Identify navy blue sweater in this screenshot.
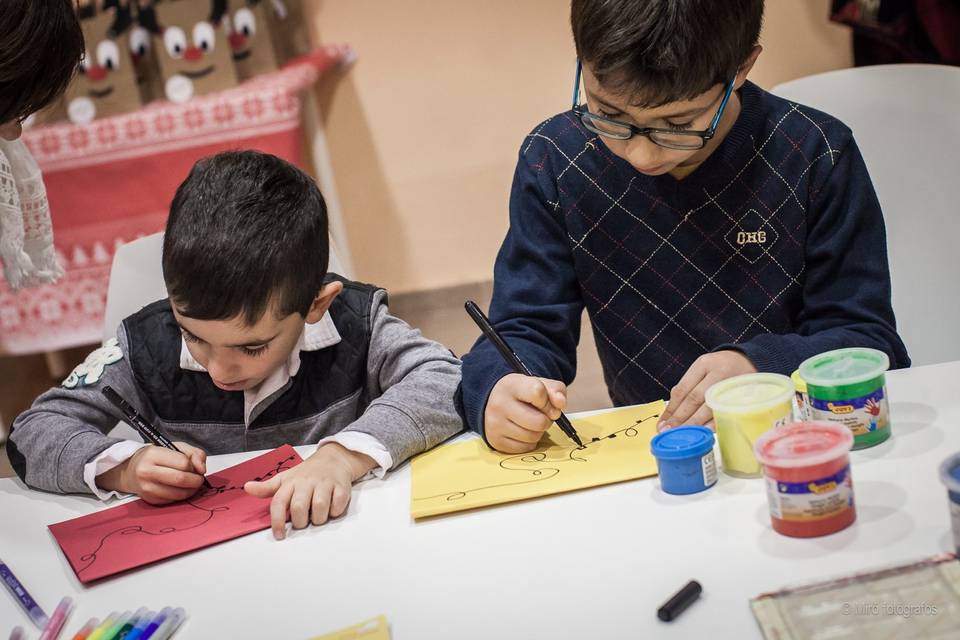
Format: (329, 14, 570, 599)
(460, 81, 909, 434)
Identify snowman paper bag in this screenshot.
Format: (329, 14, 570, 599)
(148, 0, 238, 103)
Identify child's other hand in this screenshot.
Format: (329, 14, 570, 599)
(658, 351, 757, 431)
(97, 441, 207, 505)
(484, 373, 567, 454)
(244, 443, 376, 540)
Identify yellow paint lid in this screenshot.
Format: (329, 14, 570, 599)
(705, 372, 795, 415)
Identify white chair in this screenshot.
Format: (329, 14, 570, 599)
(102, 232, 351, 343)
(773, 64, 960, 367)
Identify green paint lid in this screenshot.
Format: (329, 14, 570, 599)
(798, 348, 889, 389)
(704, 372, 795, 414)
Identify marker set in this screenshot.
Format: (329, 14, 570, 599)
(3, 555, 185, 640)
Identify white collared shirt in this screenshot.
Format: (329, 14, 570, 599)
(83, 312, 392, 500)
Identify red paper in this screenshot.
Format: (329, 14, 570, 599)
(49, 445, 302, 583)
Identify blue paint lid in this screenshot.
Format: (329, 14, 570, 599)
(651, 425, 715, 460)
(939, 452, 960, 494)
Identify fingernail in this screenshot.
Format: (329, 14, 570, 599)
(657, 420, 667, 432)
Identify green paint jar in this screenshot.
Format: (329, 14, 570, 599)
(798, 348, 891, 450)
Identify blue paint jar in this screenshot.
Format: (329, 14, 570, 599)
(938, 452, 960, 553)
(651, 426, 719, 495)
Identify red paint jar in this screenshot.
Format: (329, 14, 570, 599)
(753, 422, 856, 538)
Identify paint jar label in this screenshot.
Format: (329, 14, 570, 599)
(701, 451, 718, 487)
(793, 392, 810, 422)
(809, 387, 888, 436)
(765, 465, 853, 522)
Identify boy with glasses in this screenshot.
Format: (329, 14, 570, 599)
(460, 0, 909, 453)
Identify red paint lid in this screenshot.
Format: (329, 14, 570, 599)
(754, 422, 853, 468)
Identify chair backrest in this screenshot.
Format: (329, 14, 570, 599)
(103, 232, 351, 342)
(773, 64, 960, 367)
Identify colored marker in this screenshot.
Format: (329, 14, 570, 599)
(102, 607, 147, 640)
(111, 607, 148, 640)
(146, 608, 185, 640)
(102, 386, 211, 488)
(137, 608, 170, 640)
(99, 611, 133, 640)
(87, 612, 119, 640)
(0, 557, 49, 628)
(124, 611, 155, 640)
(464, 300, 584, 447)
(71, 618, 100, 640)
(657, 579, 703, 621)
(99, 611, 132, 640)
(39, 597, 73, 640)
(10, 627, 25, 640)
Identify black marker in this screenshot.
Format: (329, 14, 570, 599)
(657, 580, 702, 622)
(101, 385, 212, 489)
(464, 300, 583, 448)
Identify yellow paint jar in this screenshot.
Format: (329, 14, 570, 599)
(705, 373, 795, 478)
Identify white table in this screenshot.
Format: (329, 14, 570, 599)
(2, 361, 959, 638)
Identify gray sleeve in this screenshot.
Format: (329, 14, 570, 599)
(7, 326, 155, 495)
(343, 291, 464, 467)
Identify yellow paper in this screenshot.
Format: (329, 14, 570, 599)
(309, 616, 390, 640)
(411, 401, 665, 518)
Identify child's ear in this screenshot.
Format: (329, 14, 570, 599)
(304, 281, 343, 324)
(735, 45, 763, 89)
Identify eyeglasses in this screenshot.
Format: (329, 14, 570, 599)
(571, 60, 735, 151)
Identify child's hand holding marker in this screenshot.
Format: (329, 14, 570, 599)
(96, 442, 208, 505)
(484, 373, 569, 453)
(657, 351, 757, 432)
(244, 442, 377, 540)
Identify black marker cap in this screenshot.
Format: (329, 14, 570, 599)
(657, 580, 702, 622)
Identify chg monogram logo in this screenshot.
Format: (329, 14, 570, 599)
(736, 230, 767, 245)
(725, 209, 778, 264)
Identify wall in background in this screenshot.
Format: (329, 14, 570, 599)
(310, 0, 852, 293)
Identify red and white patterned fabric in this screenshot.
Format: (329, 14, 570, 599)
(0, 45, 352, 355)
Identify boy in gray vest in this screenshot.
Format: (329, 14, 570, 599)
(9, 150, 463, 539)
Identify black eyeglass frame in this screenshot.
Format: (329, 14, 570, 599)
(571, 60, 736, 150)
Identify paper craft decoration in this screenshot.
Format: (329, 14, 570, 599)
(310, 616, 391, 640)
(49, 445, 301, 583)
(225, 0, 279, 80)
(65, 2, 143, 124)
(411, 401, 665, 518)
(128, 1, 166, 103)
(267, 0, 313, 64)
(148, 0, 239, 103)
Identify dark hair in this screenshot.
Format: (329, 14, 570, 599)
(162, 150, 330, 326)
(571, 0, 764, 107)
(0, 0, 85, 124)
